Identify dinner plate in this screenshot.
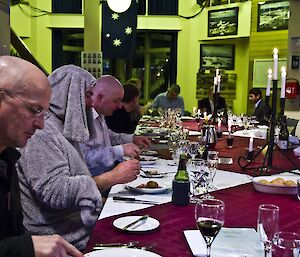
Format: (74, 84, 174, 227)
(141, 173, 164, 178)
(181, 116, 195, 121)
(85, 248, 161, 257)
(252, 175, 299, 195)
(140, 156, 158, 165)
(113, 215, 160, 232)
(125, 185, 170, 194)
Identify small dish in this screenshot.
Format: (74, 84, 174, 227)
(139, 156, 158, 165)
(125, 185, 169, 194)
(113, 216, 160, 233)
(85, 248, 162, 257)
(252, 175, 299, 195)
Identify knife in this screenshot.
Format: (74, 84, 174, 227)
(112, 196, 159, 205)
(122, 215, 149, 230)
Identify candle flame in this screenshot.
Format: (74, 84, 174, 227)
(268, 68, 272, 75)
(281, 66, 286, 73)
(273, 48, 278, 55)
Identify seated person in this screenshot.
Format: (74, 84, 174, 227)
(17, 66, 140, 250)
(127, 78, 152, 127)
(198, 86, 226, 114)
(106, 82, 141, 134)
(151, 84, 185, 116)
(81, 77, 151, 177)
(0, 56, 83, 257)
(248, 88, 270, 125)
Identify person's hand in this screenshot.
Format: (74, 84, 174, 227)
(122, 143, 140, 158)
(32, 235, 83, 257)
(133, 136, 151, 148)
(113, 159, 140, 184)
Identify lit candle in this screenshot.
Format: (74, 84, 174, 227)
(280, 66, 286, 98)
(218, 118, 221, 132)
(217, 75, 221, 93)
(204, 111, 207, 121)
(213, 77, 217, 94)
(248, 137, 254, 152)
(192, 107, 197, 117)
(266, 68, 272, 96)
(273, 48, 278, 80)
(216, 68, 219, 77)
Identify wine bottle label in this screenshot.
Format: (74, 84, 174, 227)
(278, 140, 288, 149)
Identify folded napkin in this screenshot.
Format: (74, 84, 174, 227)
(189, 131, 201, 136)
(184, 227, 264, 257)
(294, 147, 300, 157)
(290, 135, 300, 145)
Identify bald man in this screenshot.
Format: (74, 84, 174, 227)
(80, 75, 150, 184)
(0, 56, 83, 257)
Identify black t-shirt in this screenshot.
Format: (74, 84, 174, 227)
(105, 106, 136, 134)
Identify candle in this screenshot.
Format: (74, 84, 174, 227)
(273, 48, 278, 80)
(217, 75, 221, 93)
(248, 137, 254, 152)
(266, 68, 272, 96)
(216, 68, 219, 77)
(192, 107, 197, 117)
(218, 118, 221, 132)
(280, 66, 286, 98)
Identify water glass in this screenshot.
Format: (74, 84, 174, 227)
(206, 151, 218, 190)
(257, 204, 279, 256)
(226, 136, 234, 148)
(273, 232, 300, 257)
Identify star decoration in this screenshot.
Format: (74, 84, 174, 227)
(111, 13, 119, 20)
(125, 27, 132, 35)
(106, 33, 110, 38)
(113, 39, 121, 46)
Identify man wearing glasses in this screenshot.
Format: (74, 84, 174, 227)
(0, 56, 83, 257)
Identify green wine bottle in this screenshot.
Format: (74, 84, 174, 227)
(172, 154, 190, 206)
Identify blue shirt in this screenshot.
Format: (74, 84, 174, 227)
(151, 92, 185, 115)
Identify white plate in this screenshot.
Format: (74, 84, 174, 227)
(85, 248, 161, 257)
(140, 156, 157, 165)
(252, 175, 299, 195)
(181, 116, 195, 121)
(125, 185, 169, 194)
(113, 215, 160, 232)
(141, 173, 164, 178)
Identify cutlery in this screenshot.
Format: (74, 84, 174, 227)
(113, 196, 159, 205)
(122, 215, 149, 230)
(93, 241, 139, 250)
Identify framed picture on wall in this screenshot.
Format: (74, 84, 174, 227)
(208, 7, 239, 37)
(257, 0, 289, 32)
(200, 44, 235, 70)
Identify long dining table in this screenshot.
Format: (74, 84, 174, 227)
(84, 120, 300, 256)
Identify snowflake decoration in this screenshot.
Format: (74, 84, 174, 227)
(113, 39, 121, 46)
(125, 27, 132, 35)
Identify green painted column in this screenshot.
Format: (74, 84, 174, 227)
(84, 0, 101, 51)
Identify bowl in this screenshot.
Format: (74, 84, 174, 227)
(252, 175, 299, 195)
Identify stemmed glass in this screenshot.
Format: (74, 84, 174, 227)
(195, 199, 225, 257)
(198, 136, 206, 159)
(187, 159, 208, 203)
(188, 141, 200, 160)
(257, 204, 279, 257)
(206, 151, 219, 190)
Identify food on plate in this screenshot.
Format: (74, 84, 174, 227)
(145, 169, 159, 175)
(136, 181, 160, 188)
(258, 177, 297, 187)
(140, 157, 156, 162)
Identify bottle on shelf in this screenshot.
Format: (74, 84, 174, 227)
(277, 115, 289, 150)
(171, 153, 190, 206)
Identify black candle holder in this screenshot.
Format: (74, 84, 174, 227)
(238, 79, 298, 174)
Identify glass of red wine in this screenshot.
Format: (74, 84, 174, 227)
(195, 199, 225, 257)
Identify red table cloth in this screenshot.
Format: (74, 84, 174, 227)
(85, 183, 300, 257)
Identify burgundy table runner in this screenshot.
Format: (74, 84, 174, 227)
(85, 184, 300, 257)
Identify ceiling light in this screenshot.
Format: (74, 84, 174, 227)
(107, 0, 132, 13)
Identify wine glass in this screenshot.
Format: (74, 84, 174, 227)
(198, 136, 206, 159)
(257, 204, 279, 257)
(188, 141, 200, 160)
(206, 151, 218, 190)
(195, 199, 225, 257)
(187, 159, 207, 203)
(272, 232, 300, 257)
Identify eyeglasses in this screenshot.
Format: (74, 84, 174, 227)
(0, 88, 48, 119)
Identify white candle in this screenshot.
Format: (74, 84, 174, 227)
(216, 68, 219, 77)
(249, 137, 254, 152)
(266, 68, 272, 96)
(273, 48, 278, 80)
(218, 118, 221, 131)
(280, 66, 286, 98)
(217, 75, 221, 93)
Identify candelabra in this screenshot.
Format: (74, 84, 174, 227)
(238, 79, 297, 174)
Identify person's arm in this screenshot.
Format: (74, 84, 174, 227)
(18, 129, 102, 227)
(151, 95, 159, 109)
(179, 96, 185, 116)
(108, 129, 133, 145)
(92, 159, 140, 192)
